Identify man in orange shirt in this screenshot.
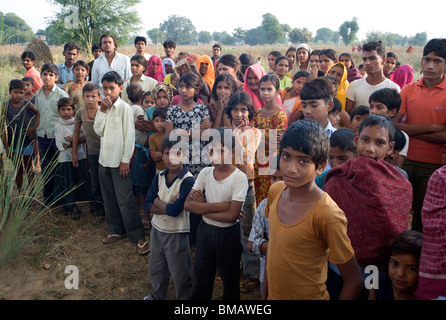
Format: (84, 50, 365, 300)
(392, 38, 446, 232)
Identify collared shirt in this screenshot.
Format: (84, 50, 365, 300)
(324, 119, 337, 171)
(128, 52, 151, 61)
(91, 51, 132, 90)
(93, 97, 135, 168)
(57, 63, 75, 87)
(34, 85, 69, 139)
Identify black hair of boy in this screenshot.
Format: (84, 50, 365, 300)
(82, 82, 101, 95)
(161, 135, 182, 154)
(322, 75, 339, 94)
(9, 79, 25, 92)
(134, 36, 147, 45)
(423, 38, 446, 60)
(388, 230, 423, 261)
(92, 43, 101, 53)
(41, 63, 60, 76)
(57, 97, 75, 110)
(153, 107, 167, 121)
(21, 51, 36, 61)
(362, 41, 386, 58)
(279, 120, 329, 168)
(101, 71, 124, 86)
(393, 128, 406, 152)
(163, 40, 176, 49)
(350, 105, 370, 122)
(225, 91, 256, 121)
(293, 70, 310, 82)
(329, 97, 342, 115)
(268, 51, 282, 58)
(22, 76, 35, 86)
(126, 83, 143, 104)
(369, 88, 401, 114)
(300, 78, 334, 103)
(330, 128, 356, 153)
(358, 114, 395, 143)
(73, 60, 90, 73)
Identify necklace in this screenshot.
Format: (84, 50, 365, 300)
(366, 75, 386, 86)
(85, 107, 97, 121)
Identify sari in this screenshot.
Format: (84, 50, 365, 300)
(146, 55, 165, 82)
(323, 156, 412, 271)
(196, 55, 215, 91)
(390, 64, 414, 89)
(326, 63, 349, 111)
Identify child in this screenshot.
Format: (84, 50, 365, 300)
(72, 83, 105, 225)
(22, 76, 36, 104)
(274, 56, 292, 90)
(54, 97, 91, 219)
(262, 120, 363, 300)
(358, 64, 366, 77)
(247, 154, 283, 294)
(309, 50, 325, 79)
(324, 114, 413, 272)
(349, 105, 370, 133)
(328, 97, 342, 129)
(209, 73, 237, 128)
(280, 70, 310, 124)
(385, 128, 409, 179)
(369, 230, 423, 300)
(267, 51, 281, 73)
(142, 91, 155, 109)
(143, 135, 195, 300)
(149, 108, 168, 174)
(33, 63, 69, 205)
(93, 71, 150, 255)
(63, 60, 90, 111)
(5, 79, 40, 190)
(21, 51, 43, 93)
(253, 74, 288, 206)
(185, 127, 249, 300)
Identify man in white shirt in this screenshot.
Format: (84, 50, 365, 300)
(128, 36, 151, 61)
(346, 41, 400, 113)
(91, 33, 132, 95)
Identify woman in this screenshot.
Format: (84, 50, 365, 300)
(217, 54, 244, 89)
(339, 52, 363, 83)
(146, 55, 165, 82)
(296, 43, 311, 72)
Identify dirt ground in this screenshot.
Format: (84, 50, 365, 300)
(0, 201, 261, 301)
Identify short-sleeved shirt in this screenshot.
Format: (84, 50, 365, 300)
(346, 77, 401, 108)
(25, 67, 43, 93)
(399, 77, 446, 164)
(75, 107, 101, 155)
(265, 181, 355, 300)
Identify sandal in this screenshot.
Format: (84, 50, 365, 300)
(102, 233, 127, 244)
(137, 240, 150, 255)
(240, 278, 260, 293)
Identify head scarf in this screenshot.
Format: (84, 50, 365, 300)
(196, 55, 215, 91)
(339, 52, 363, 83)
(162, 58, 175, 76)
(150, 82, 176, 107)
(390, 64, 414, 89)
(326, 63, 349, 110)
(146, 55, 164, 82)
(296, 43, 312, 71)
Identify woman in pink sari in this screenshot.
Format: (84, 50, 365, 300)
(390, 64, 414, 89)
(146, 55, 164, 82)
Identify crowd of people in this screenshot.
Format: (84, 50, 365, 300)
(2, 33, 446, 301)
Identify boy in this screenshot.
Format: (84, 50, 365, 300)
(143, 136, 195, 300)
(369, 87, 409, 167)
(56, 41, 81, 87)
(185, 127, 249, 300)
(324, 114, 412, 272)
(22, 76, 36, 104)
(125, 83, 146, 122)
(262, 120, 363, 300)
(149, 108, 168, 174)
(349, 105, 370, 133)
(385, 128, 409, 179)
(93, 71, 149, 255)
(21, 51, 43, 93)
(33, 63, 69, 204)
(328, 97, 342, 128)
(267, 51, 281, 73)
(128, 36, 151, 61)
(162, 40, 177, 63)
(212, 43, 222, 64)
(88, 44, 103, 81)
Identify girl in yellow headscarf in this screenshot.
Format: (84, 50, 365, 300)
(325, 62, 351, 128)
(196, 55, 215, 91)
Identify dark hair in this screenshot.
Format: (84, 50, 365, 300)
(275, 55, 290, 66)
(207, 127, 235, 150)
(126, 83, 143, 104)
(300, 78, 334, 103)
(321, 75, 338, 94)
(369, 88, 401, 114)
(63, 41, 81, 53)
(163, 40, 176, 49)
(268, 51, 282, 58)
(280, 120, 329, 168)
(362, 41, 386, 58)
(143, 91, 152, 100)
(239, 53, 254, 76)
(293, 70, 310, 82)
(134, 36, 147, 45)
(57, 97, 74, 110)
(178, 72, 202, 91)
(130, 54, 148, 72)
(319, 49, 338, 62)
(41, 63, 59, 76)
(393, 128, 406, 152)
(82, 82, 101, 96)
(153, 107, 167, 120)
(91, 43, 102, 53)
(21, 76, 34, 86)
(21, 51, 36, 61)
(339, 52, 355, 68)
(358, 114, 395, 142)
(212, 42, 222, 50)
(386, 52, 398, 61)
(310, 49, 321, 58)
(358, 64, 364, 70)
(73, 60, 90, 72)
(100, 33, 118, 49)
(388, 230, 423, 261)
(161, 135, 181, 153)
(218, 54, 241, 70)
(330, 128, 356, 152)
(350, 105, 370, 122)
(329, 97, 342, 115)
(9, 79, 25, 92)
(225, 91, 256, 121)
(259, 74, 280, 91)
(423, 38, 446, 60)
(101, 71, 124, 86)
(286, 46, 297, 55)
(212, 73, 237, 101)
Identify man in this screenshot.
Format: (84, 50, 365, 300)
(128, 36, 151, 61)
(56, 41, 81, 87)
(392, 38, 446, 232)
(91, 33, 132, 95)
(345, 41, 400, 113)
(211, 43, 222, 64)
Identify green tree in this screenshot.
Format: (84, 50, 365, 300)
(243, 27, 263, 46)
(261, 13, 285, 44)
(147, 28, 165, 44)
(314, 28, 334, 43)
(409, 32, 428, 46)
(198, 31, 212, 44)
(46, 0, 142, 56)
(0, 12, 35, 44)
(339, 17, 359, 45)
(160, 15, 197, 45)
(288, 28, 312, 44)
(232, 27, 247, 42)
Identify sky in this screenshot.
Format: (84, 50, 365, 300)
(2, 0, 445, 42)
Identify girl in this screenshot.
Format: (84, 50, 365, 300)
(171, 58, 210, 105)
(121, 55, 158, 105)
(280, 71, 310, 124)
(239, 53, 254, 79)
(309, 50, 325, 79)
(146, 55, 165, 82)
(252, 74, 288, 205)
(209, 73, 237, 128)
(285, 46, 298, 76)
(274, 56, 292, 91)
(339, 52, 363, 83)
(319, 48, 338, 75)
(63, 60, 89, 110)
(296, 43, 311, 72)
(217, 54, 244, 89)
